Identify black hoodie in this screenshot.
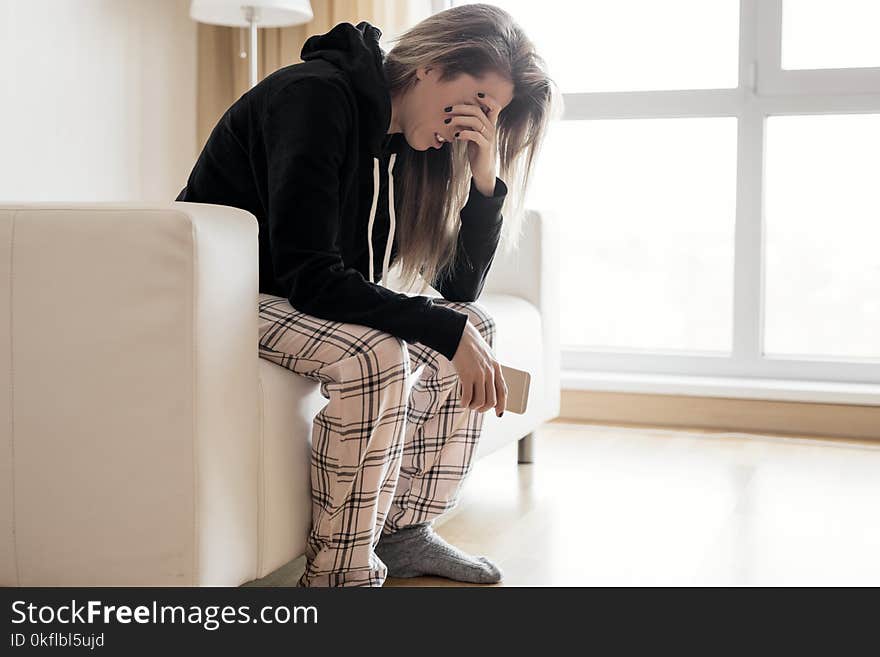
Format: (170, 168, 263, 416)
(176, 20, 508, 362)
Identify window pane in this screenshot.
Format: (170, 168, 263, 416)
(451, 0, 739, 92)
(764, 114, 880, 361)
(524, 118, 737, 353)
(781, 0, 880, 70)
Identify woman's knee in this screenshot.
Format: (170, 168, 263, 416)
(359, 333, 410, 371)
(455, 301, 497, 347)
(314, 334, 410, 404)
(472, 302, 497, 334)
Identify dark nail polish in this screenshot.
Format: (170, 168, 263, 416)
(454, 131, 460, 137)
(477, 92, 485, 98)
(443, 106, 452, 112)
(444, 117, 451, 124)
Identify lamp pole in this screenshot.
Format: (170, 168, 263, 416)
(193, 1, 313, 88)
(244, 6, 259, 89)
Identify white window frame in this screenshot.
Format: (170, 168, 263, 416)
(440, 0, 880, 402)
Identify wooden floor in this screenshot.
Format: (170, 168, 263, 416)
(252, 420, 880, 587)
(387, 420, 880, 586)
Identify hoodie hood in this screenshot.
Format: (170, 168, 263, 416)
(301, 20, 404, 286)
(300, 20, 393, 159)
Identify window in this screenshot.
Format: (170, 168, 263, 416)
(446, 0, 880, 389)
(781, 0, 880, 70)
(764, 113, 880, 360)
(532, 117, 738, 355)
(454, 0, 740, 93)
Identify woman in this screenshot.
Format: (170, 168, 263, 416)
(176, 4, 558, 587)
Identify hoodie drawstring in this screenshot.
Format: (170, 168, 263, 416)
(367, 151, 397, 285)
(367, 159, 379, 284)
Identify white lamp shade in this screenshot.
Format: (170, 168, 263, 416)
(190, 0, 313, 28)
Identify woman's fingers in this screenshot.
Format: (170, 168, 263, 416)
(471, 372, 486, 411)
(450, 113, 491, 135)
(477, 91, 501, 121)
(481, 367, 497, 413)
(447, 91, 501, 118)
(494, 361, 508, 416)
(460, 379, 472, 408)
(454, 130, 491, 148)
(446, 97, 494, 134)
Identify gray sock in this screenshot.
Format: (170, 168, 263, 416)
(375, 521, 503, 584)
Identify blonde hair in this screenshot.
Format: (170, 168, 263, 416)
(381, 3, 563, 294)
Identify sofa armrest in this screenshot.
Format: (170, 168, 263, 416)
(0, 201, 260, 585)
(483, 208, 562, 422)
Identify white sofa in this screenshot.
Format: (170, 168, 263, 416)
(0, 201, 560, 586)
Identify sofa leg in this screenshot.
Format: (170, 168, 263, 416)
(517, 432, 536, 464)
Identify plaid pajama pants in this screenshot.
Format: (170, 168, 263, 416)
(257, 292, 497, 587)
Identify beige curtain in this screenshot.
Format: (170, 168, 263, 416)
(196, 0, 433, 149)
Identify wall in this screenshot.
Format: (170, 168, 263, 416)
(0, 0, 197, 202)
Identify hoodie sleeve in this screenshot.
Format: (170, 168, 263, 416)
(434, 175, 508, 302)
(263, 77, 469, 362)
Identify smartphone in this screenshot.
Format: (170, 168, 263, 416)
(499, 364, 530, 414)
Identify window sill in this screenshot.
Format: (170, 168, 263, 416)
(562, 370, 880, 407)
